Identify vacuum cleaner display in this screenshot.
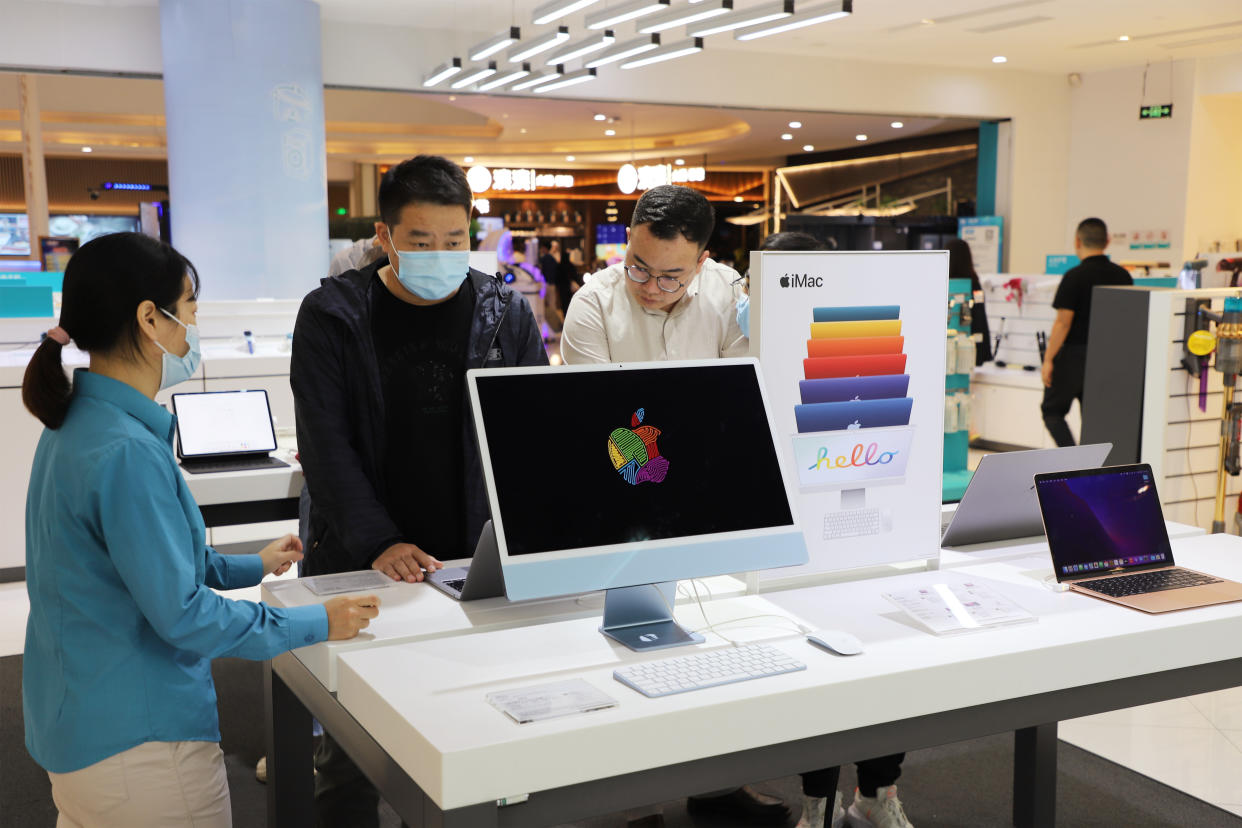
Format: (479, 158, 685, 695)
(1219, 258, 1242, 288)
(1180, 296, 1242, 532)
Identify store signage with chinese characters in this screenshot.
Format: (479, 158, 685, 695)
(616, 163, 707, 195)
(466, 165, 574, 194)
(1138, 104, 1173, 120)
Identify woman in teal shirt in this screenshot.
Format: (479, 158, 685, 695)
(22, 233, 380, 828)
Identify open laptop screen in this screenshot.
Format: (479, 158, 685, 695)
(172, 390, 278, 459)
(1035, 465, 1173, 580)
(474, 362, 794, 556)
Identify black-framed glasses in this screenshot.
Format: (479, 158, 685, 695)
(625, 264, 685, 294)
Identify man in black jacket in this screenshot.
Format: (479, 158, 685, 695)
(291, 155, 547, 826)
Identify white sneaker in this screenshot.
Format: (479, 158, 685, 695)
(796, 791, 846, 828)
(846, 785, 914, 828)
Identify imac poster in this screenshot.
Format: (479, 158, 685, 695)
(750, 251, 948, 576)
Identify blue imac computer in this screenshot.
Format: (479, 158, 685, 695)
(467, 358, 808, 651)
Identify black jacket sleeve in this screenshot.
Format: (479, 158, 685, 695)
(291, 298, 402, 568)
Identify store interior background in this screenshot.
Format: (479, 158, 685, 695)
(4, 0, 1242, 825)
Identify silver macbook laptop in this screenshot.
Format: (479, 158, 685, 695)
(941, 443, 1112, 547)
(427, 520, 505, 601)
(172, 389, 289, 474)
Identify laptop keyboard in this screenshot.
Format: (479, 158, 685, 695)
(1079, 569, 1222, 598)
(181, 455, 289, 474)
(823, 507, 883, 540)
(613, 643, 805, 698)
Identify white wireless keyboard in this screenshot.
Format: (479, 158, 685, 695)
(823, 507, 887, 540)
(613, 643, 806, 698)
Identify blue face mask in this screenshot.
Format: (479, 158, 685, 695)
(154, 308, 202, 390)
(736, 294, 750, 338)
(392, 249, 470, 301)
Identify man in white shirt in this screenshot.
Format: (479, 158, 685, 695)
(560, 186, 785, 826)
(560, 185, 747, 364)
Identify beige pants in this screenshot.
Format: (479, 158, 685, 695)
(48, 740, 231, 828)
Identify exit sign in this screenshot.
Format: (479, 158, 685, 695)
(1139, 104, 1173, 119)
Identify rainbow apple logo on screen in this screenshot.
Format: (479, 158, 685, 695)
(607, 408, 669, 485)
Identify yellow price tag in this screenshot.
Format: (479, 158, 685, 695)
(1188, 329, 1216, 356)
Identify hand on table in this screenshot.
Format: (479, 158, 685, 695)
(324, 596, 381, 640)
(372, 542, 442, 583)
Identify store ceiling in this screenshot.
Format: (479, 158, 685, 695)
(297, 0, 1242, 73)
(0, 74, 978, 170)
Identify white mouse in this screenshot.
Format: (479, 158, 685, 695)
(807, 629, 864, 656)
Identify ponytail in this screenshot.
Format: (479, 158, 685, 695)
(22, 335, 72, 429)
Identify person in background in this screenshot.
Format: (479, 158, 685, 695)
(947, 238, 992, 366)
(20, 232, 376, 828)
(291, 155, 547, 826)
(561, 185, 747, 365)
(329, 234, 385, 278)
(1041, 217, 1131, 446)
(748, 230, 916, 828)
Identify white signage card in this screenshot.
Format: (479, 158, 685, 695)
(751, 251, 948, 576)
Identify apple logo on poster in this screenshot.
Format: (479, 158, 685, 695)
(780, 273, 824, 288)
(779, 275, 790, 288)
(639, 633, 659, 643)
(847, 420, 862, 430)
(607, 408, 670, 485)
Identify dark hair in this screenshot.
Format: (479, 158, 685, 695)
(947, 238, 976, 280)
(1076, 217, 1108, 250)
(631, 185, 715, 250)
(760, 231, 827, 252)
(378, 155, 473, 228)
(22, 232, 199, 429)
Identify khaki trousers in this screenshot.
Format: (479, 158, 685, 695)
(48, 740, 231, 828)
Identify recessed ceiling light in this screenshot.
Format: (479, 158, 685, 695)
(890, 121, 904, 128)
(1118, 35, 1130, 41)
(566, 155, 576, 161)
(781, 133, 793, 140)
(992, 55, 1008, 63)
(734, 196, 744, 202)
(520, 127, 528, 133)
(789, 120, 802, 128)
(674, 158, 685, 165)
(605, 128, 616, 135)
(594, 113, 607, 121)
(855, 134, 868, 141)
(802, 144, 814, 151)
(464, 156, 474, 163)
(81, 146, 92, 153)
(921, 18, 935, 25)
(448, 95, 457, 101)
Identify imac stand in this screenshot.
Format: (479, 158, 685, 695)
(599, 582, 705, 652)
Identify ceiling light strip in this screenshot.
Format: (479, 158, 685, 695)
(532, 68, 598, 93)
(688, 0, 793, 37)
(532, 0, 604, 25)
(585, 0, 671, 30)
(450, 61, 498, 89)
(469, 27, 521, 60)
(638, 0, 732, 34)
(511, 66, 566, 91)
(620, 37, 704, 69)
(546, 30, 616, 65)
(508, 26, 571, 62)
(585, 34, 661, 68)
(422, 57, 463, 87)
(735, 0, 853, 41)
(476, 63, 532, 91)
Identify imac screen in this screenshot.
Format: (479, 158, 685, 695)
(475, 363, 794, 556)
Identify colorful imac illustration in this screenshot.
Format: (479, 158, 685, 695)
(791, 305, 915, 540)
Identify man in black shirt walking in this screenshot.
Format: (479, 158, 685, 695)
(291, 155, 547, 826)
(1041, 217, 1132, 446)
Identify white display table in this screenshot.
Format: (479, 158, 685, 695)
(264, 533, 1242, 828)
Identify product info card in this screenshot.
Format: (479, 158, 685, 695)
(750, 251, 948, 576)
